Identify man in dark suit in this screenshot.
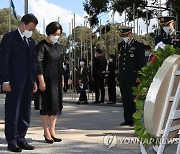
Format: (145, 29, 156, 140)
(63, 63, 70, 92)
(155, 16, 180, 48)
(144, 45, 153, 62)
(0, 14, 38, 152)
(76, 59, 88, 104)
(92, 48, 107, 103)
(118, 27, 146, 126)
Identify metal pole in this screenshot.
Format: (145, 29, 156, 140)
(85, 19, 88, 60)
(158, 0, 161, 35)
(73, 14, 77, 99)
(105, 24, 107, 55)
(133, 3, 135, 34)
(9, 0, 11, 32)
(84, 20, 86, 58)
(137, 12, 138, 35)
(24, 0, 28, 14)
(74, 14, 76, 68)
(100, 19, 102, 49)
(43, 19, 45, 35)
(68, 22, 72, 90)
(125, 9, 127, 26)
(139, 25, 140, 35)
(176, 15, 178, 31)
(80, 24, 83, 58)
(58, 17, 60, 23)
(170, 3, 172, 16)
(71, 18, 74, 95)
(146, 10, 149, 35)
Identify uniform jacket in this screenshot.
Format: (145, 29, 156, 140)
(118, 39, 145, 77)
(155, 32, 180, 48)
(0, 29, 37, 88)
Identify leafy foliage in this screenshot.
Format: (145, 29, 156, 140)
(83, 0, 180, 30)
(132, 45, 180, 146)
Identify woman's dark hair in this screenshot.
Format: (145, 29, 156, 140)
(109, 54, 116, 66)
(21, 13, 38, 25)
(80, 58, 87, 65)
(95, 48, 103, 54)
(46, 21, 63, 36)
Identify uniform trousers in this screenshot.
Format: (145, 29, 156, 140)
(119, 74, 136, 123)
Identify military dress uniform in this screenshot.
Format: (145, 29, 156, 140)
(155, 31, 180, 48)
(118, 38, 146, 125)
(155, 16, 180, 48)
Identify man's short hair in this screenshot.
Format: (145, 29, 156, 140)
(95, 48, 103, 54)
(21, 13, 38, 25)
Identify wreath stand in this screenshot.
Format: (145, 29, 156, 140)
(140, 64, 180, 154)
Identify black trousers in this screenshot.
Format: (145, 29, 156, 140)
(5, 75, 33, 145)
(119, 77, 136, 123)
(107, 77, 116, 103)
(79, 86, 87, 102)
(94, 78, 105, 102)
(63, 78, 68, 92)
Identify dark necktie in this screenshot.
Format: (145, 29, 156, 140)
(23, 36, 29, 47)
(125, 43, 129, 50)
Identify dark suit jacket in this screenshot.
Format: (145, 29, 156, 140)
(76, 67, 88, 85)
(0, 29, 37, 88)
(63, 68, 70, 80)
(92, 55, 107, 79)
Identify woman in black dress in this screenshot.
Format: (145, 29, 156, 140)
(107, 54, 116, 104)
(34, 22, 63, 143)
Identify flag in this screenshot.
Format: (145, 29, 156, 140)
(10, 0, 17, 19)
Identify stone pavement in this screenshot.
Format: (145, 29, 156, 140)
(0, 91, 177, 154)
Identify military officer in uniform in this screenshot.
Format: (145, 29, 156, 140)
(174, 31, 180, 48)
(118, 27, 146, 126)
(155, 16, 180, 48)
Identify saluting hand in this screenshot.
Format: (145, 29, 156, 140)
(2, 82, 11, 92)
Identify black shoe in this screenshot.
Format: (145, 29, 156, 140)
(120, 121, 134, 126)
(51, 136, 62, 142)
(100, 99, 104, 103)
(106, 101, 115, 104)
(129, 121, 134, 126)
(17, 141, 35, 150)
(93, 101, 100, 104)
(82, 101, 88, 104)
(76, 101, 80, 105)
(44, 136, 54, 144)
(7, 144, 22, 152)
(120, 121, 129, 126)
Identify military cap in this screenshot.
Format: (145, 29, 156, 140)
(119, 26, 133, 37)
(158, 16, 176, 27)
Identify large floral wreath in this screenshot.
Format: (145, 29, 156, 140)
(132, 45, 180, 146)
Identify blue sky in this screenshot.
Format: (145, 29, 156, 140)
(0, 0, 90, 35)
(0, 0, 168, 35)
(0, 0, 85, 16)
